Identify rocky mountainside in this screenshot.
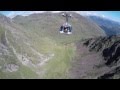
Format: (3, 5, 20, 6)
(69, 35, 120, 79)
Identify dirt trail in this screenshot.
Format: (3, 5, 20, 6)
(5, 30, 34, 66)
(3, 31, 20, 72)
(5, 29, 54, 67)
(25, 41, 54, 66)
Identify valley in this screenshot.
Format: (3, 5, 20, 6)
(0, 12, 120, 79)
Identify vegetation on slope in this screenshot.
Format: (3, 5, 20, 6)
(0, 12, 106, 79)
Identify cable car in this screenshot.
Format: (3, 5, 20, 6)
(59, 12, 72, 34)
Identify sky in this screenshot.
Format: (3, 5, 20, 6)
(0, 11, 120, 22)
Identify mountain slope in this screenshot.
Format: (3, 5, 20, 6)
(13, 12, 106, 43)
(0, 12, 106, 79)
(69, 35, 120, 79)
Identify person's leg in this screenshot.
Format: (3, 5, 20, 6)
(60, 26, 64, 33)
(67, 26, 72, 34)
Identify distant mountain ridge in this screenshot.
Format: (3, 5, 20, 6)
(13, 12, 106, 41)
(87, 15, 120, 36)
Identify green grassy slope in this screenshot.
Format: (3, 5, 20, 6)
(0, 25, 39, 79)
